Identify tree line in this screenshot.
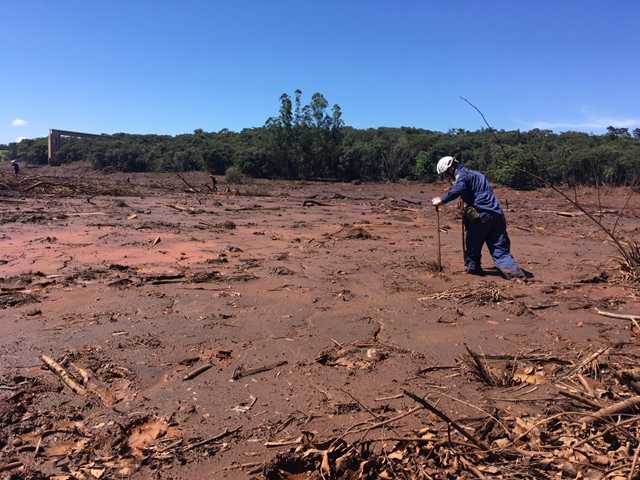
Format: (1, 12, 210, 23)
(3, 90, 640, 189)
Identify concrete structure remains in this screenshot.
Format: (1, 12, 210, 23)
(48, 129, 113, 166)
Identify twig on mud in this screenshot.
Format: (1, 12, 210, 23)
(41, 355, 86, 394)
(595, 309, 640, 330)
(556, 387, 603, 409)
(232, 360, 287, 381)
(167, 203, 195, 213)
(337, 406, 424, 442)
(302, 199, 330, 207)
(415, 364, 460, 376)
(265, 435, 305, 448)
(182, 427, 242, 452)
(462, 346, 511, 387)
(459, 456, 489, 480)
(629, 441, 640, 480)
(374, 393, 404, 401)
(402, 389, 489, 451)
(338, 388, 381, 420)
(0, 461, 23, 472)
(182, 363, 213, 381)
(437, 391, 510, 436)
(215, 462, 263, 474)
(559, 346, 609, 380)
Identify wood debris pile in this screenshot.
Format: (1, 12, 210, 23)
(616, 240, 640, 283)
(264, 347, 640, 479)
(0, 171, 133, 197)
(420, 284, 506, 304)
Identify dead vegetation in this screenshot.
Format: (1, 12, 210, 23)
(263, 345, 640, 480)
(2, 167, 640, 479)
(0, 170, 133, 197)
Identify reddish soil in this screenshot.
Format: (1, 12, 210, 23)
(1, 162, 640, 479)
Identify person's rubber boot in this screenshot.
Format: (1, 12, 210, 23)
(503, 268, 525, 279)
(466, 268, 484, 277)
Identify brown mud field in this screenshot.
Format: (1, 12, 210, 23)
(1, 162, 640, 479)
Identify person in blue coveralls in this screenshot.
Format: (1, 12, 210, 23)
(431, 156, 525, 279)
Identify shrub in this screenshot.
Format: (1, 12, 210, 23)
(225, 166, 244, 184)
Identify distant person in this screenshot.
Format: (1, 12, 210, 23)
(11, 160, 19, 176)
(431, 156, 525, 279)
(209, 174, 217, 192)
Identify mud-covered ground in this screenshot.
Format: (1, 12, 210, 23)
(1, 162, 640, 479)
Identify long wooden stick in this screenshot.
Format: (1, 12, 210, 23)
(435, 206, 442, 271)
(403, 389, 488, 451)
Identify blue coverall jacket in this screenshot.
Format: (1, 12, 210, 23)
(440, 165, 523, 278)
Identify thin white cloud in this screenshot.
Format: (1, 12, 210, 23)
(16, 137, 28, 142)
(531, 116, 640, 132)
(12, 118, 28, 127)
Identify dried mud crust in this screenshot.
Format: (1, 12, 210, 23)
(1, 166, 640, 478)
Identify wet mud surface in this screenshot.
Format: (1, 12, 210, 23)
(1, 163, 640, 479)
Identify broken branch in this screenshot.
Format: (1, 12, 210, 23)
(41, 355, 86, 394)
(579, 395, 640, 426)
(595, 309, 640, 330)
(402, 389, 489, 451)
(182, 363, 213, 381)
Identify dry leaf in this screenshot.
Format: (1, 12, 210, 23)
(46, 440, 83, 456)
(127, 419, 168, 455)
(514, 372, 547, 384)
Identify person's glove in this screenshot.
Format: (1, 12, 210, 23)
(432, 197, 442, 206)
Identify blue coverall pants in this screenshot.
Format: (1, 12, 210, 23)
(464, 211, 522, 277)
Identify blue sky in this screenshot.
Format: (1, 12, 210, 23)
(2, 0, 639, 145)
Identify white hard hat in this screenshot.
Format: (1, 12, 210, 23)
(436, 156, 455, 178)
